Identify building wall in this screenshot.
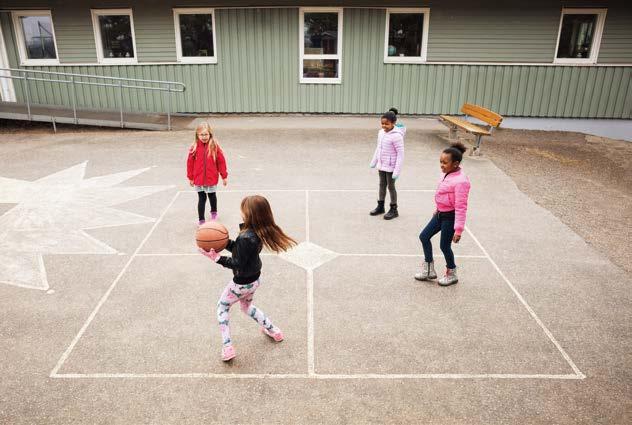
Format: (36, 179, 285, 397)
(1, 1, 631, 117)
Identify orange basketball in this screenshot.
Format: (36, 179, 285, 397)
(195, 221, 229, 252)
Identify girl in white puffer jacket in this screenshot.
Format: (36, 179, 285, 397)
(370, 108, 405, 220)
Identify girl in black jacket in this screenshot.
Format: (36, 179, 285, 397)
(200, 195, 296, 361)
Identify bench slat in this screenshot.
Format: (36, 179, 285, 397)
(461, 103, 503, 127)
(439, 115, 491, 136)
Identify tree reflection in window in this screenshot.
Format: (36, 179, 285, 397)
(19, 16, 56, 59)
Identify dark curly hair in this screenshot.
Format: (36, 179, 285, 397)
(443, 142, 467, 163)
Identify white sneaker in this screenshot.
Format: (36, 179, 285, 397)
(414, 262, 437, 281)
(438, 268, 458, 286)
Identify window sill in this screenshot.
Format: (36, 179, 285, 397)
(554, 58, 598, 65)
(300, 77, 341, 84)
(97, 59, 138, 65)
(384, 57, 427, 64)
(20, 59, 60, 66)
(177, 58, 218, 64)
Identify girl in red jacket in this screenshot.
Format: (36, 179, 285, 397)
(187, 122, 228, 225)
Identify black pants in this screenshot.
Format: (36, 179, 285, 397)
(197, 192, 217, 220)
(378, 170, 397, 205)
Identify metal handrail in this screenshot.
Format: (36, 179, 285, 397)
(0, 67, 186, 130)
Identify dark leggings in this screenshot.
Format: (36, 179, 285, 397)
(419, 213, 456, 269)
(197, 191, 217, 220)
(378, 170, 397, 205)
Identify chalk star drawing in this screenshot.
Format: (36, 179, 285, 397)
(0, 162, 172, 291)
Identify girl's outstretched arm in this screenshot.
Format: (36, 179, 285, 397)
(216, 237, 257, 270)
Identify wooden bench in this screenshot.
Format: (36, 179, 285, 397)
(439, 103, 503, 155)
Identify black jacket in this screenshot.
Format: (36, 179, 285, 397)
(217, 225, 262, 284)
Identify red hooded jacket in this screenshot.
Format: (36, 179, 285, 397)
(186, 140, 228, 186)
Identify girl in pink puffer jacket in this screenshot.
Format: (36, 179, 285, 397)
(369, 108, 405, 220)
(415, 142, 471, 286)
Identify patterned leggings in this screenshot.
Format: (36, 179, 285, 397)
(216, 278, 279, 347)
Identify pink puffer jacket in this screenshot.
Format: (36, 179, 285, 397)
(370, 126, 405, 177)
(435, 168, 471, 235)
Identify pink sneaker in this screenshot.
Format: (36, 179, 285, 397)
(210, 212, 218, 221)
(198, 219, 205, 226)
(261, 327, 284, 342)
(222, 345, 236, 361)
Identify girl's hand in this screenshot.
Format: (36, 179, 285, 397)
(199, 247, 221, 262)
(222, 178, 228, 186)
(392, 175, 398, 181)
(189, 180, 194, 186)
(453, 234, 461, 244)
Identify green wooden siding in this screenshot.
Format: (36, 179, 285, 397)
(600, 5, 632, 63)
(2, 1, 631, 65)
(1, 5, 631, 117)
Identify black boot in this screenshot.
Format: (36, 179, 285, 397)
(369, 200, 385, 216)
(384, 204, 398, 220)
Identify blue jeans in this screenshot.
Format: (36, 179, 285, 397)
(419, 212, 456, 269)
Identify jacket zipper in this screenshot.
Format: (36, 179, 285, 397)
(203, 142, 207, 185)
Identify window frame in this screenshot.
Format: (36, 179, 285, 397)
(384, 8, 430, 64)
(91, 8, 138, 65)
(553, 8, 607, 64)
(299, 7, 343, 84)
(173, 8, 217, 64)
(11, 10, 60, 66)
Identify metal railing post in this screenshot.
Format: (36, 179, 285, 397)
(23, 70, 32, 120)
(167, 84, 172, 131)
(118, 80, 124, 128)
(70, 76, 77, 125)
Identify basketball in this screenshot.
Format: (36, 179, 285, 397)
(195, 221, 229, 252)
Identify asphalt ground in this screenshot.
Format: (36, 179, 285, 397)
(0, 117, 630, 424)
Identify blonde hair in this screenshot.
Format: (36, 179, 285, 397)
(190, 122, 220, 160)
(240, 195, 297, 253)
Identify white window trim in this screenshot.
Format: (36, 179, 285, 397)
(299, 7, 343, 84)
(553, 8, 607, 64)
(384, 8, 430, 64)
(173, 8, 217, 64)
(11, 10, 60, 66)
(91, 9, 138, 65)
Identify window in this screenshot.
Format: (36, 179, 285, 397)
(384, 9, 429, 63)
(554, 8, 607, 64)
(11, 10, 59, 65)
(173, 8, 217, 64)
(300, 8, 343, 84)
(91, 9, 137, 64)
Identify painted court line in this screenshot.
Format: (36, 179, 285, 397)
(51, 373, 583, 380)
(51, 189, 584, 381)
(465, 226, 585, 379)
(49, 191, 181, 378)
(177, 189, 435, 194)
(135, 253, 487, 258)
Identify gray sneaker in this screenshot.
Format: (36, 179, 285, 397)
(414, 262, 437, 281)
(438, 268, 458, 286)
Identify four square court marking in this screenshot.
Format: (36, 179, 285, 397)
(50, 189, 585, 380)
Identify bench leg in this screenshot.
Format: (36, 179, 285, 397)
(472, 134, 483, 156)
(448, 126, 457, 140)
